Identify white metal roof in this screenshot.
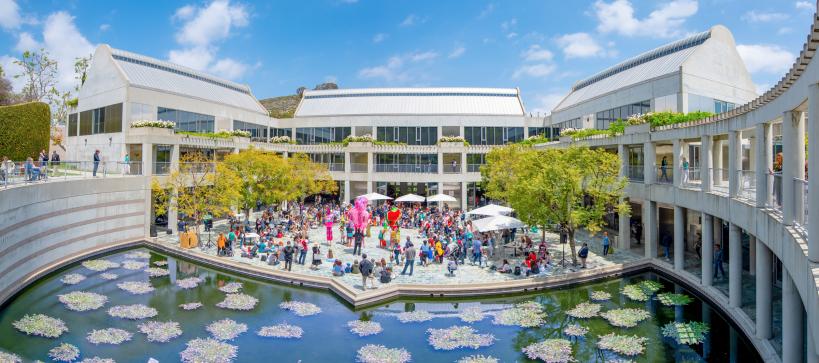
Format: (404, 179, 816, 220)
(109, 47, 268, 115)
(295, 87, 525, 117)
(553, 30, 711, 112)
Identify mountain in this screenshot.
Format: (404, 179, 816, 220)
(259, 82, 338, 119)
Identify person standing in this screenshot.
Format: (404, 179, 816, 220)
(298, 238, 308, 265)
(92, 150, 101, 177)
(681, 157, 689, 185)
(50, 151, 60, 176)
(310, 243, 322, 270)
(578, 243, 589, 268)
(352, 229, 363, 256)
(660, 156, 669, 182)
(601, 231, 610, 256)
(123, 153, 130, 175)
(359, 253, 374, 290)
(401, 243, 416, 276)
(283, 242, 294, 271)
(471, 238, 482, 267)
(713, 243, 725, 279)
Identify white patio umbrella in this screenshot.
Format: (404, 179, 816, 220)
(466, 203, 513, 216)
(395, 193, 426, 202)
(357, 192, 393, 201)
(471, 215, 525, 232)
(426, 193, 457, 202)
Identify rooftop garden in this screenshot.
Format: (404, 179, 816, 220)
(560, 111, 714, 140)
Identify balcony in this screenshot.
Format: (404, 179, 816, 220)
(467, 164, 483, 173)
(627, 165, 644, 182)
(375, 164, 437, 173)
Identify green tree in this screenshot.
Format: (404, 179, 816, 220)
(221, 148, 295, 216)
(286, 152, 338, 201)
(482, 145, 628, 265)
(0, 66, 15, 106)
(13, 49, 59, 104)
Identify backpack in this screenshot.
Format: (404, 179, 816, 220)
(513, 266, 521, 275)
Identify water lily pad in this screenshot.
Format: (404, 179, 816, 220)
(107, 304, 157, 320)
(61, 273, 86, 285)
(216, 294, 258, 311)
(396, 310, 433, 323)
(426, 325, 495, 350)
(492, 302, 546, 327)
(597, 333, 647, 356)
(279, 301, 321, 316)
(116, 281, 154, 295)
(356, 344, 411, 363)
(13, 314, 68, 338)
(58, 291, 108, 312)
(48, 343, 80, 362)
(257, 323, 303, 339)
(522, 339, 575, 363)
(206, 318, 247, 341)
(348, 320, 383, 337)
(180, 338, 237, 363)
(566, 302, 601, 319)
(86, 328, 132, 345)
(138, 321, 183, 343)
(601, 308, 651, 328)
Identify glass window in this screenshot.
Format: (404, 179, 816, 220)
(79, 110, 92, 136)
(68, 113, 78, 137)
(104, 103, 122, 133)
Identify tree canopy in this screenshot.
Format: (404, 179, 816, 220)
(482, 145, 628, 264)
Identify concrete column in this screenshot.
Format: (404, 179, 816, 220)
(461, 152, 467, 174)
(728, 131, 740, 198)
(644, 142, 656, 185)
(343, 180, 350, 204)
(713, 216, 723, 249)
(810, 83, 819, 261)
(142, 143, 153, 177)
(674, 205, 684, 270)
(713, 140, 723, 187)
(782, 268, 805, 363)
(702, 213, 713, 286)
(701, 135, 712, 192)
(796, 111, 807, 225)
(643, 201, 657, 258)
(619, 203, 631, 251)
(702, 304, 712, 357)
(366, 151, 374, 195)
(748, 235, 756, 276)
(437, 151, 443, 175)
(782, 110, 799, 225)
(755, 238, 772, 339)
(728, 223, 741, 308)
(755, 123, 770, 207)
(809, 325, 819, 363)
(460, 182, 467, 210)
(673, 139, 681, 187)
(618, 144, 628, 178)
(344, 151, 351, 174)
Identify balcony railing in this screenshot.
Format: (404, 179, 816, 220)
(655, 164, 673, 184)
(1, 160, 143, 188)
(737, 170, 757, 201)
(351, 163, 368, 173)
(627, 165, 644, 182)
(769, 173, 783, 211)
(325, 163, 344, 172)
(443, 164, 462, 174)
(710, 168, 729, 194)
(682, 166, 701, 189)
(467, 164, 483, 173)
(154, 162, 171, 175)
(794, 177, 808, 236)
(375, 164, 437, 173)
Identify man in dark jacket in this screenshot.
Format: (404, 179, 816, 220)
(92, 150, 100, 177)
(283, 242, 295, 271)
(359, 253, 374, 290)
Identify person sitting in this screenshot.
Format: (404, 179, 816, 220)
(332, 260, 345, 276)
(447, 257, 458, 276)
(258, 241, 269, 253)
(344, 263, 352, 273)
(379, 266, 392, 283)
(513, 263, 522, 276)
(498, 259, 512, 273)
(351, 260, 360, 274)
(526, 258, 541, 276)
(267, 250, 280, 265)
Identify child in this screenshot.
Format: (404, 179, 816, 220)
(447, 257, 458, 276)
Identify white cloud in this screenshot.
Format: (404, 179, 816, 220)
(400, 14, 418, 27)
(448, 46, 466, 59)
(410, 51, 438, 62)
(506, 32, 518, 39)
(754, 83, 770, 95)
(529, 92, 566, 115)
(736, 44, 795, 74)
(99, 23, 110, 31)
(796, 1, 814, 11)
(594, 0, 698, 38)
(513, 63, 555, 79)
(0, 55, 25, 90)
(359, 56, 407, 82)
(556, 32, 604, 58)
(15, 32, 41, 53)
(501, 18, 517, 31)
(478, 4, 495, 19)
(521, 45, 553, 62)
(169, 0, 251, 80)
(0, 0, 22, 30)
(778, 27, 793, 35)
(42, 11, 95, 91)
(372, 33, 388, 43)
(742, 10, 788, 23)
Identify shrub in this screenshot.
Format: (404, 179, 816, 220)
(0, 102, 50, 160)
(131, 120, 175, 129)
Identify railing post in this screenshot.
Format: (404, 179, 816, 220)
(755, 123, 770, 207)
(701, 135, 712, 193)
(643, 142, 655, 185)
(809, 83, 819, 261)
(672, 139, 681, 187)
(782, 110, 804, 225)
(728, 130, 740, 198)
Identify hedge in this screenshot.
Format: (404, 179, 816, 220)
(0, 102, 50, 161)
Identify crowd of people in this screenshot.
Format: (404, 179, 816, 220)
(0, 150, 61, 184)
(204, 199, 567, 290)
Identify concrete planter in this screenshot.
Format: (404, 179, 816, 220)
(559, 136, 573, 143)
(128, 127, 174, 137)
(439, 141, 465, 149)
(625, 123, 651, 135)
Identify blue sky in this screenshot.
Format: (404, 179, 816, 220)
(0, 0, 813, 114)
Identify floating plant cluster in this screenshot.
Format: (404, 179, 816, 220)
(179, 302, 203, 311)
(61, 273, 86, 285)
(207, 319, 248, 341)
(144, 267, 169, 278)
(138, 321, 183, 343)
(492, 301, 546, 327)
(86, 328, 133, 345)
(116, 281, 155, 295)
(621, 284, 649, 302)
(347, 320, 383, 337)
(80, 356, 116, 363)
(396, 310, 433, 323)
(456, 355, 498, 363)
(661, 321, 710, 345)
(600, 308, 651, 328)
(107, 304, 158, 320)
(563, 323, 589, 337)
(565, 302, 601, 319)
(12, 314, 68, 338)
(426, 326, 495, 350)
(656, 293, 693, 306)
(99, 273, 118, 280)
(180, 338, 238, 363)
(125, 251, 151, 259)
(48, 343, 80, 362)
(176, 277, 203, 289)
(153, 260, 168, 267)
(590, 290, 611, 301)
(356, 344, 411, 363)
(257, 323, 304, 339)
(0, 351, 21, 363)
(121, 260, 148, 270)
(216, 294, 258, 311)
(218, 282, 243, 293)
(81, 260, 120, 272)
(597, 333, 648, 356)
(58, 291, 108, 312)
(458, 307, 485, 323)
(522, 339, 574, 363)
(279, 301, 322, 316)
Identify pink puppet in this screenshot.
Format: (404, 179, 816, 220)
(347, 196, 371, 233)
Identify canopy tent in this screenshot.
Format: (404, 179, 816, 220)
(395, 193, 426, 202)
(465, 203, 513, 216)
(426, 193, 457, 202)
(357, 192, 393, 201)
(471, 215, 525, 232)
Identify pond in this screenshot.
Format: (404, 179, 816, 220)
(0, 247, 761, 362)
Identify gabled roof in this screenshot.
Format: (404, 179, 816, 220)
(295, 87, 525, 117)
(553, 30, 712, 112)
(106, 46, 268, 115)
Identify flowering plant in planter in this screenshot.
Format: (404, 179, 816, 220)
(356, 344, 411, 363)
(117, 281, 155, 295)
(597, 333, 648, 356)
(438, 136, 469, 145)
(86, 328, 132, 345)
(396, 310, 433, 323)
(521, 339, 575, 363)
(492, 301, 546, 327)
(206, 318, 248, 341)
(61, 273, 86, 285)
(270, 135, 293, 144)
(180, 338, 238, 363)
(58, 291, 108, 311)
(280, 301, 322, 316)
(661, 321, 709, 345)
(138, 321, 183, 343)
(426, 326, 495, 350)
(257, 323, 304, 339)
(131, 120, 175, 129)
(216, 293, 258, 311)
(566, 302, 601, 319)
(348, 320, 383, 337)
(13, 314, 68, 338)
(48, 343, 80, 362)
(107, 304, 158, 320)
(601, 308, 651, 328)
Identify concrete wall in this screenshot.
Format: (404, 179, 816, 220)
(0, 177, 148, 305)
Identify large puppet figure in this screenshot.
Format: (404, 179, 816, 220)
(347, 197, 370, 233)
(386, 205, 402, 247)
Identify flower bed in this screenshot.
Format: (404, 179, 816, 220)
(107, 304, 158, 320)
(566, 302, 601, 319)
(177, 277, 203, 289)
(661, 321, 709, 345)
(563, 323, 589, 337)
(492, 301, 546, 327)
(58, 291, 108, 311)
(426, 326, 495, 350)
(122, 260, 148, 270)
(87, 328, 132, 345)
(257, 323, 304, 339)
(270, 135, 293, 144)
(13, 314, 68, 338)
(396, 310, 433, 323)
(356, 344, 411, 363)
(82, 260, 120, 272)
(459, 307, 485, 323)
(61, 273, 86, 285)
(590, 290, 611, 301)
(117, 281, 155, 295)
(456, 355, 498, 363)
(180, 302, 203, 311)
(131, 120, 175, 129)
(219, 282, 243, 293)
(348, 320, 383, 337)
(207, 318, 247, 341)
(216, 293, 258, 311)
(48, 343, 80, 362)
(138, 321, 183, 343)
(600, 308, 651, 328)
(180, 338, 238, 363)
(145, 267, 169, 277)
(656, 293, 693, 306)
(280, 301, 322, 316)
(597, 333, 648, 356)
(438, 136, 469, 145)
(521, 339, 575, 363)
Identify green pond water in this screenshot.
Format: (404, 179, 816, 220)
(0, 247, 761, 362)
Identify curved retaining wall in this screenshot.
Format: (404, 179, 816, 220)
(0, 177, 148, 304)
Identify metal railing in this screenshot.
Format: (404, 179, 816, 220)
(769, 173, 783, 211)
(375, 164, 437, 173)
(794, 177, 808, 235)
(655, 164, 673, 184)
(154, 162, 171, 175)
(681, 166, 701, 188)
(467, 163, 483, 173)
(444, 164, 462, 174)
(1, 160, 143, 188)
(710, 168, 729, 194)
(737, 170, 757, 201)
(351, 163, 368, 173)
(326, 163, 344, 172)
(627, 165, 644, 182)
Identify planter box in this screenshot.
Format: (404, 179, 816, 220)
(347, 141, 373, 147)
(625, 123, 650, 135)
(559, 136, 573, 143)
(128, 127, 174, 137)
(439, 141, 465, 149)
